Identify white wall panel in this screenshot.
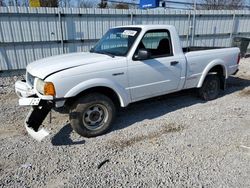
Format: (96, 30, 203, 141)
(0, 7, 250, 70)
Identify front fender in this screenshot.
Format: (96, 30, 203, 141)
(64, 78, 131, 107)
(197, 59, 227, 88)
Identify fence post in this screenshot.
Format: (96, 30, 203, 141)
(230, 11, 236, 47)
(58, 10, 64, 53)
(191, 9, 196, 47)
(186, 11, 191, 47)
(130, 10, 133, 25)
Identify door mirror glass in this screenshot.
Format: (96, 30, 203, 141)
(134, 49, 150, 60)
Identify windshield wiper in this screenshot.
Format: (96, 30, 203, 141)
(90, 48, 115, 58)
(95, 50, 115, 58)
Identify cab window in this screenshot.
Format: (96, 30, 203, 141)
(136, 29, 172, 58)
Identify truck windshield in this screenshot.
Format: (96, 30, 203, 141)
(90, 27, 141, 57)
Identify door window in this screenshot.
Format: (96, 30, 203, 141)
(136, 29, 172, 58)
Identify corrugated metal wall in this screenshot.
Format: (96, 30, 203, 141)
(1, 7, 250, 70)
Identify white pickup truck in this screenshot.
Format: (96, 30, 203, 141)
(15, 25, 240, 141)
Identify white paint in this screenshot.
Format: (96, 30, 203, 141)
(14, 25, 240, 141)
(16, 25, 240, 107)
(19, 98, 41, 106)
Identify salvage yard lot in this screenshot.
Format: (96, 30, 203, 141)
(0, 59, 250, 187)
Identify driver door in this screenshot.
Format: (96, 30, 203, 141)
(128, 29, 182, 101)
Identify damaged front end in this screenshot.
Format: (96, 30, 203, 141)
(15, 80, 54, 141)
(25, 101, 53, 141)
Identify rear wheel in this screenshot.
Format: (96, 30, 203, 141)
(199, 74, 220, 101)
(69, 93, 116, 138)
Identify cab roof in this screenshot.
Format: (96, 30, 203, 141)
(113, 24, 175, 31)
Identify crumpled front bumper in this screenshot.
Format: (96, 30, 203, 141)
(15, 80, 35, 98)
(15, 80, 52, 141)
(25, 109, 49, 142)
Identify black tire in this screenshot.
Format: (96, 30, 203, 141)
(199, 74, 221, 101)
(69, 93, 116, 138)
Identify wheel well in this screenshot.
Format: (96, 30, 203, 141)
(65, 86, 121, 109)
(208, 65, 225, 90)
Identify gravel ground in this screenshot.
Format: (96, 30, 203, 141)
(0, 59, 250, 187)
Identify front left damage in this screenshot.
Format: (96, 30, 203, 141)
(15, 80, 53, 141)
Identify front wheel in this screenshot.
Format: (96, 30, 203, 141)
(199, 74, 221, 101)
(69, 93, 116, 138)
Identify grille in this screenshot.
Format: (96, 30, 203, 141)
(26, 72, 35, 87)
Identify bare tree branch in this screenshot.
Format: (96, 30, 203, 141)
(40, 0, 59, 7)
(0, 0, 5, 6)
(197, 0, 244, 10)
(110, 3, 129, 9)
(98, 0, 108, 8)
(78, 0, 93, 8)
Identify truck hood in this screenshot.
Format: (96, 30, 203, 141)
(27, 52, 115, 79)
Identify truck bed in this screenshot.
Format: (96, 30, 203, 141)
(183, 46, 226, 53)
(183, 47, 239, 89)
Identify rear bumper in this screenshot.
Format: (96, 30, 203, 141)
(232, 69, 239, 75)
(228, 65, 239, 77)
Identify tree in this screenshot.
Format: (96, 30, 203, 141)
(197, 0, 244, 10)
(58, 0, 71, 7)
(98, 0, 107, 8)
(21, 0, 29, 7)
(8, 0, 20, 6)
(78, 0, 93, 8)
(40, 0, 58, 7)
(0, 0, 5, 6)
(113, 3, 129, 9)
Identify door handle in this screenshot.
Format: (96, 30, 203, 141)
(170, 61, 179, 66)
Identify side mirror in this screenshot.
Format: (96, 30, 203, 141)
(134, 49, 150, 60)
